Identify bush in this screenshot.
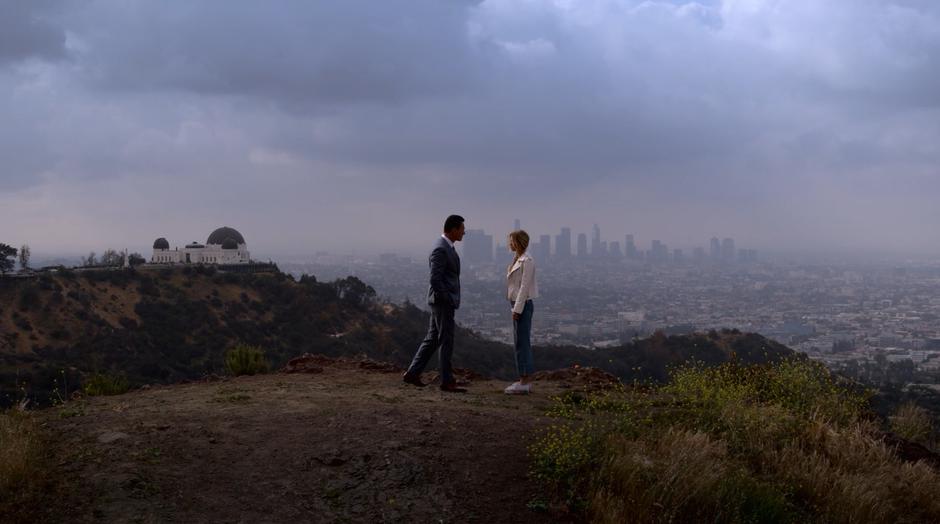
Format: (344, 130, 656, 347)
(137, 276, 159, 297)
(224, 345, 269, 376)
(530, 421, 605, 509)
(18, 287, 41, 311)
(82, 373, 130, 396)
(663, 359, 868, 432)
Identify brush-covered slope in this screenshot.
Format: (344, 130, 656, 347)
(0, 267, 796, 405)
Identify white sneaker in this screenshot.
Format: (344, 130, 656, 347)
(504, 382, 531, 395)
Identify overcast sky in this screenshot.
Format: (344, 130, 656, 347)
(1, 0, 939, 258)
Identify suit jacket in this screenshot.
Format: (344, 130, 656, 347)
(507, 252, 538, 314)
(427, 236, 461, 309)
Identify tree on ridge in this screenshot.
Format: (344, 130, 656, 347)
(0, 243, 17, 275)
(18, 243, 30, 271)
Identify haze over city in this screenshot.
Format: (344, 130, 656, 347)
(1, 1, 939, 258)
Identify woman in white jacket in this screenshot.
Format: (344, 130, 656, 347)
(505, 230, 539, 394)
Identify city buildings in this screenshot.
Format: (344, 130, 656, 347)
(277, 221, 939, 384)
(463, 229, 494, 265)
(577, 233, 588, 258)
(556, 227, 572, 260)
(722, 238, 736, 262)
(422, 223, 754, 268)
(533, 234, 551, 260)
(625, 235, 637, 259)
(280, 250, 940, 386)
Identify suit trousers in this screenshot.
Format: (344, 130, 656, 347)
(407, 304, 456, 384)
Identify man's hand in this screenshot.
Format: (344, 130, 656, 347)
(512, 312, 521, 321)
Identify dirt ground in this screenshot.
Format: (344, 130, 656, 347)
(39, 364, 583, 523)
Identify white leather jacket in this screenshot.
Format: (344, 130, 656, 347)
(507, 253, 539, 314)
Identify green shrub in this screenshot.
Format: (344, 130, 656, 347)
(663, 359, 868, 429)
(530, 421, 604, 509)
(224, 345, 269, 376)
(82, 373, 130, 396)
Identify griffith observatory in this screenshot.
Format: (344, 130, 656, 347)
(151, 226, 251, 265)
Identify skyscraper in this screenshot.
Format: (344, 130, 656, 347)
(721, 238, 735, 262)
(710, 237, 721, 260)
(513, 219, 521, 231)
(609, 241, 623, 258)
(463, 229, 493, 264)
(625, 234, 637, 259)
(651, 240, 668, 263)
(577, 233, 588, 258)
(591, 224, 602, 257)
(738, 248, 758, 263)
(536, 234, 551, 260)
(555, 227, 572, 259)
(495, 242, 512, 265)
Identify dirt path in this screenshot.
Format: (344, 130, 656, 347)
(40, 366, 578, 523)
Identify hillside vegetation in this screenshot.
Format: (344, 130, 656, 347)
(1, 354, 938, 523)
(0, 267, 795, 406)
(531, 358, 940, 523)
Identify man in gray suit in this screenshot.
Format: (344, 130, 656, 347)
(403, 215, 466, 392)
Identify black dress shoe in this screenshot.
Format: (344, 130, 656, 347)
(402, 372, 427, 388)
(440, 382, 467, 393)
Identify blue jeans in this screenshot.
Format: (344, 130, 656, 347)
(512, 300, 534, 377)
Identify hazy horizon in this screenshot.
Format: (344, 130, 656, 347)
(2, 1, 939, 257)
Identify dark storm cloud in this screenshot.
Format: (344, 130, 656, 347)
(61, 0, 766, 189)
(71, 0, 482, 108)
(41, 0, 940, 181)
(3, 1, 940, 254)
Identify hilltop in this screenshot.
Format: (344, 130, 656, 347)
(15, 357, 605, 523)
(0, 266, 796, 406)
(6, 354, 940, 524)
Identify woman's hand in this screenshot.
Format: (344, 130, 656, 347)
(512, 312, 521, 321)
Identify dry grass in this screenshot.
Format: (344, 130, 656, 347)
(533, 360, 940, 523)
(0, 409, 54, 523)
(890, 401, 934, 448)
(592, 430, 736, 523)
(588, 415, 940, 524)
(770, 418, 940, 524)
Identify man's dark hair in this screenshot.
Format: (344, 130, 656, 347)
(443, 215, 465, 232)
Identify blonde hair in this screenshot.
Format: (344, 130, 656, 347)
(507, 230, 530, 272)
